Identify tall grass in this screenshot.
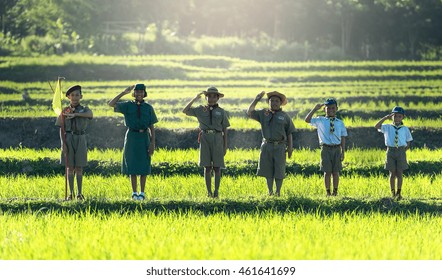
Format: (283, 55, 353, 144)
(1, 210, 441, 259)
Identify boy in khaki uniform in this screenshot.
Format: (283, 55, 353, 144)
(247, 91, 295, 196)
(375, 106, 413, 200)
(55, 85, 93, 200)
(305, 98, 347, 196)
(183, 86, 230, 198)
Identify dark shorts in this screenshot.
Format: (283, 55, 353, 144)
(320, 145, 342, 173)
(61, 134, 88, 167)
(257, 142, 287, 179)
(385, 147, 408, 171)
(199, 132, 225, 168)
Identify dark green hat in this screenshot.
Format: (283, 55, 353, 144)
(134, 83, 147, 97)
(324, 98, 337, 106)
(66, 85, 81, 96)
(134, 84, 146, 91)
(392, 106, 405, 115)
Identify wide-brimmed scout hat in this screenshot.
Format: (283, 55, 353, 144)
(324, 98, 338, 106)
(65, 85, 81, 96)
(203, 86, 224, 98)
(266, 91, 287, 106)
(391, 106, 405, 115)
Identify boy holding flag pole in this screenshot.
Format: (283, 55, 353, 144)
(53, 79, 93, 200)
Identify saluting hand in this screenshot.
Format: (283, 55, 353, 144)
(124, 85, 135, 95)
(313, 103, 324, 111)
(195, 91, 205, 99)
(255, 91, 265, 101)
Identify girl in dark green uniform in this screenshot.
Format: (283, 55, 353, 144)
(109, 84, 158, 200)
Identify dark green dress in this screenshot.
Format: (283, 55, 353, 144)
(114, 100, 158, 175)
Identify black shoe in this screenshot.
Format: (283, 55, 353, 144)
(66, 194, 73, 201)
(77, 194, 85, 201)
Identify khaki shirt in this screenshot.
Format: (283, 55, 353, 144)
(185, 105, 230, 131)
(250, 109, 295, 141)
(55, 105, 92, 132)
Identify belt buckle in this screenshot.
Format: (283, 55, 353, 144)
(206, 130, 215, 134)
(139, 129, 145, 133)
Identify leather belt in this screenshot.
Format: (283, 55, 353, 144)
(263, 139, 285, 145)
(203, 129, 221, 134)
(129, 129, 147, 133)
(321, 144, 341, 148)
(65, 131, 85, 135)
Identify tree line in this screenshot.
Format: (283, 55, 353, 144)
(1, 0, 441, 60)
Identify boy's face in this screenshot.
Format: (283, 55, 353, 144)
(268, 96, 282, 111)
(133, 89, 145, 102)
(393, 113, 404, 124)
(324, 104, 337, 117)
(206, 93, 219, 105)
(67, 90, 82, 106)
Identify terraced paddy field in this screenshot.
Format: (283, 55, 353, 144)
(0, 55, 441, 259)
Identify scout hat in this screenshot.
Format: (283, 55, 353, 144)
(267, 91, 287, 106)
(324, 98, 338, 106)
(391, 106, 405, 115)
(65, 85, 81, 96)
(203, 86, 224, 98)
(134, 83, 147, 97)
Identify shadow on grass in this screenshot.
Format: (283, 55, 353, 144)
(1, 196, 441, 216)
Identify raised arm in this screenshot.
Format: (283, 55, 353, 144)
(183, 91, 204, 113)
(247, 91, 265, 117)
(108, 85, 134, 108)
(374, 113, 394, 130)
(304, 103, 323, 123)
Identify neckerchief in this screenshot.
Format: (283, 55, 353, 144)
(136, 100, 144, 119)
(207, 103, 219, 125)
(327, 116, 336, 133)
(393, 122, 404, 147)
(267, 108, 281, 126)
(68, 104, 81, 131)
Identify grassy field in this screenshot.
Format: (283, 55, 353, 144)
(1, 147, 441, 259)
(1, 55, 441, 260)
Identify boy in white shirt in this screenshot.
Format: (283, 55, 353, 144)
(374, 106, 413, 200)
(305, 98, 348, 196)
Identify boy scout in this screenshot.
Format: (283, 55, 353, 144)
(247, 91, 295, 196)
(108, 84, 158, 201)
(305, 98, 347, 196)
(182, 86, 230, 198)
(375, 106, 413, 200)
(55, 85, 93, 200)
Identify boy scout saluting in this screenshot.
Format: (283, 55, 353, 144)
(375, 106, 413, 200)
(305, 98, 347, 196)
(55, 85, 93, 200)
(109, 84, 158, 201)
(183, 86, 230, 198)
(247, 91, 295, 197)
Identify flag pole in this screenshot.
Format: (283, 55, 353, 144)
(50, 77, 68, 200)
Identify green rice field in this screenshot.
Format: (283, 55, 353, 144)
(0, 55, 441, 260)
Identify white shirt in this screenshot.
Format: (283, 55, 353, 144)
(310, 116, 348, 145)
(378, 124, 413, 147)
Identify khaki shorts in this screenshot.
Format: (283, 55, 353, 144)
(257, 142, 287, 179)
(320, 145, 342, 173)
(385, 147, 408, 171)
(199, 132, 225, 168)
(61, 134, 88, 167)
